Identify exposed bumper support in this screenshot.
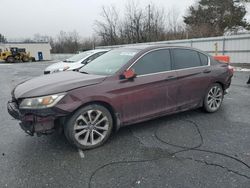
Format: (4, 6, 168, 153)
(7, 100, 67, 136)
(7, 101, 21, 120)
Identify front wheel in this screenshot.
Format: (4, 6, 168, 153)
(64, 104, 113, 150)
(6, 56, 15, 63)
(203, 83, 224, 113)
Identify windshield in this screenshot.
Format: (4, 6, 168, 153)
(79, 49, 139, 75)
(64, 51, 93, 63)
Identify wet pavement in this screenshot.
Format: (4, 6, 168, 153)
(0, 62, 250, 188)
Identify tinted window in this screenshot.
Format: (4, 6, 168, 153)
(132, 49, 171, 75)
(172, 49, 201, 70)
(199, 53, 208, 66)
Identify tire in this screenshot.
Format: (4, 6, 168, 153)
(6, 56, 15, 63)
(64, 104, 113, 150)
(247, 76, 250, 84)
(203, 83, 224, 113)
(22, 57, 29, 62)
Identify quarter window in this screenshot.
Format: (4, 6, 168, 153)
(199, 53, 208, 66)
(172, 49, 201, 70)
(132, 49, 171, 75)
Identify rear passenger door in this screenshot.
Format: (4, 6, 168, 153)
(171, 48, 211, 110)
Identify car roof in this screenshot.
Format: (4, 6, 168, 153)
(81, 49, 110, 54)
(121, 45, 195, 50)
(118, 45, 207, 55)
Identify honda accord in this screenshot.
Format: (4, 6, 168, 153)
(7, 46, 234, 149)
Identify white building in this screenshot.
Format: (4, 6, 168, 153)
(0, 42, 52, 61)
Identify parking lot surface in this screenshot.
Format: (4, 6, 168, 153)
(0, 62, 250, 188)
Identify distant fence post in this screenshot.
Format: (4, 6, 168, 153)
(222, 38, 226, 55)
(190, 40, 193, 47)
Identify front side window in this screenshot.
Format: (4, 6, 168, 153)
(172, 49, 201, 70)
(132, 49, 171, 75)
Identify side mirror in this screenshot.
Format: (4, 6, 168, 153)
(120, 69, 136, 80)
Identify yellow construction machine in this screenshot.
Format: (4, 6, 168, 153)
(0, 47, 35, 63)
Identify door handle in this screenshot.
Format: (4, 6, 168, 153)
(165, 76, 176, 81)
(203, 69, 211, 73)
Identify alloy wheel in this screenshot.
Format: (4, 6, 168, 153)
(73, 110, 110, 146)
(206, 85, 223, 111)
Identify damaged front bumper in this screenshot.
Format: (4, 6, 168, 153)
(7, 100, 68, 136)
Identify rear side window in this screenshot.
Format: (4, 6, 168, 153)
(199, 53, 208, 66)
(132, 49, 171, 75)
(172, 49, 201, 70)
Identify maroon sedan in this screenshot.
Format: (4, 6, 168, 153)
(8, 46, 234, 149)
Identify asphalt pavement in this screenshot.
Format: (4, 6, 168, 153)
(0, 61, 250, 188)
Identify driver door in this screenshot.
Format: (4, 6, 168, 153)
(114, 49, 178, 124)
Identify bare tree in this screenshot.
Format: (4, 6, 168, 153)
(165, 9, 186, 40)
(94, 1, 187, 45)
(0, 33, 7, 43)
(95, 6, 119, 45)
(51, 30, 81, 53)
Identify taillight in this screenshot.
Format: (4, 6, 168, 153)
(228, 65, 234, 74)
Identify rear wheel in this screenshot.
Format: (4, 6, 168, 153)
(64, 104, 113, 150)
(203, 83, 224, 113)
(22, 56, 29, 62)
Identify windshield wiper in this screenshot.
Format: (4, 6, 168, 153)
(63, 60, 74, 63)
(80, 71, 89, 74)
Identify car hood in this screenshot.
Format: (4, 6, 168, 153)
(14, 71, 106, 99)
(45, 61, 83, 72)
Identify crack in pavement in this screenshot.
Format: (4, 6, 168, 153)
(184, 157, 250, 180)
(87, 156, 174, 188)
(87, 118, 250, 188)
(154, 119, 250, 178)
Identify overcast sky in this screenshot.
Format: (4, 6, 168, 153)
(1, 0, 249, 40)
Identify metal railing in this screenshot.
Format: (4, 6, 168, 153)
(96, 34, 250, 64)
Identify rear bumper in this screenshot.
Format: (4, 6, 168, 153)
(224, 74, 233, 90)
(7, 100, 68, 136)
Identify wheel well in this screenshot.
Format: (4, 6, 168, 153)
(6, 56, 14, 59)
(215, 81, 225, 90)
(201, 81, 225, 107)
(75, 101, 120, 132)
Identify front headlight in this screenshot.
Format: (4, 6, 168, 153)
(19, 93, 65, 109)
(55, 66, 70, 72)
